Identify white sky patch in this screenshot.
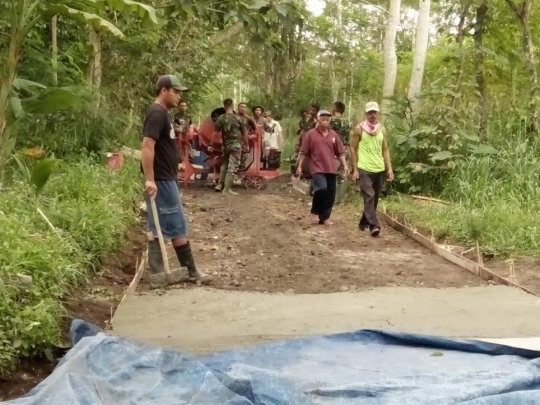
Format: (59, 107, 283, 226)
(306, 0, 325, 16)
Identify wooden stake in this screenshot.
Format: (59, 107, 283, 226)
(126, 249, 148, 295)
(111, 248, 149, 327)
(377, 209, 538, 297)
(37, 208, 62, 239)
(476, 241, 483, 267)
(411, 195, 450, 205)
(509, 260, 517, 284)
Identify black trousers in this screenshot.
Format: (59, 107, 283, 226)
(359, 170, 385, 229)
(311, 173, 337, 224)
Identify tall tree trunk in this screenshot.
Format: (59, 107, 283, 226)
(452, 0, 472, 109)
(407, 0, 431, 112)
(0, 0, 41, 174)
(0, 33, 19, 141)
(381, 0, 401, 118)
(505, 0, 539, 134)
(211, 22, 244, 46)
(52, 15, 58, 86)
(348, 70, 353, 121)
(474, 2, 488, 140)
(522, 18, 539, 134)
(88, 26, 102, 112)
(330, 0, 342, 102)
(523, 13, 540, 133)
(88, 26, 102, 90)
(511, 66, 518, 106)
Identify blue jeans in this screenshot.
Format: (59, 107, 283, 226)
(145, 181, 188, 239)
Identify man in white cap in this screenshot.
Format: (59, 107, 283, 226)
(350, 101, 394, 237)
(296, 109, 348, 225)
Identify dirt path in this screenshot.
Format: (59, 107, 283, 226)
(115, 179, 540, 354)
(141, 178, 485, 293)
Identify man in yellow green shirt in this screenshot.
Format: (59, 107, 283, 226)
(350, 101, 394, 237)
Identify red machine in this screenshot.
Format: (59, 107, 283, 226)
(177, 108, 281, 189)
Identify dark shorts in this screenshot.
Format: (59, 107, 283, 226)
(145, 181, 188, 239)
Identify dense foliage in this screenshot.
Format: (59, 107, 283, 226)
(0, 156, 141, 373)
(0, 0, 305, 373)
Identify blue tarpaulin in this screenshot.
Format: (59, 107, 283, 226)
(4, 319, 540, 404)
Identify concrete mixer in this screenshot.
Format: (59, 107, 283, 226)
(177, 108, 281, 189)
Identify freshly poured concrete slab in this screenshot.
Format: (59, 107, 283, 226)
(112, 285, 540, 354)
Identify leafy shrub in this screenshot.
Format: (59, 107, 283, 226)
(0, 155, 141, 374)
(12, 105, 140, 158)
(385, 136, 540, 257)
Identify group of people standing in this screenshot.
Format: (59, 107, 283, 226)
(210, 99, 284, 195)
(293, 100, 393, 237)
(173, 97, 284, 196)
(140, 73, 394, 289)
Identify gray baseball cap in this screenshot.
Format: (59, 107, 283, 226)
(317, 109, 332, 118)
(156, 74, 188, 92)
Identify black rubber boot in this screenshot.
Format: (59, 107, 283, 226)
(147, 239, 164, 275)
(174, 242, 213, 284)
(215, 168, 227, 192)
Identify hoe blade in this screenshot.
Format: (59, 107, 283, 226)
(291, 175, 309, 195)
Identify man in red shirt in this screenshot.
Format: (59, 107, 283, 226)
(296, 110, 349, 225)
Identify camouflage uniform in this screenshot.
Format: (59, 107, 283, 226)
(174, 112, 193, 162)
(238, 114, 256, 169)
(290, 116, 316, 173)
(329, 115, 353, 183)
(174, 112, 192, 136)
(330, 115, 353, 204)
(215, 113, 246, 192)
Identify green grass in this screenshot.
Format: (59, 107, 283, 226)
(384, 140, 540, 258)
(0, 155, 141, 374)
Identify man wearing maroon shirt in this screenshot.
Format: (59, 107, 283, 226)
(296, 110, 349, 225)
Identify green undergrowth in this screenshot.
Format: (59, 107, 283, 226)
(384, 143, 540, 258)
(0, 156, 141, 374)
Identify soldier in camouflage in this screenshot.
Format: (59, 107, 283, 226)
(330, 101, 353, 204)
(237, 102, 257, 170)
(210, 98, 248, 195)
(305, 103, 320, 131)
(174, 101, 192, 135)
(252, 105, 266, 126)
(291, 103, 319, 175)
(174, 101, 194, 163)
(237, 102, 257, 130)
(296, 108, 309, 136)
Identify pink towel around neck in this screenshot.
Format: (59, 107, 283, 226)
(358, 120, 381, 135)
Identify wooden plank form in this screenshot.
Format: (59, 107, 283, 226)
(378, 209, 539, 297)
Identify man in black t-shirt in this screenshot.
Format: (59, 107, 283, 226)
(141, 74, 213, 286)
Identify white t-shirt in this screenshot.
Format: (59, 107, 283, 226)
(263, 120, 283, 150)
